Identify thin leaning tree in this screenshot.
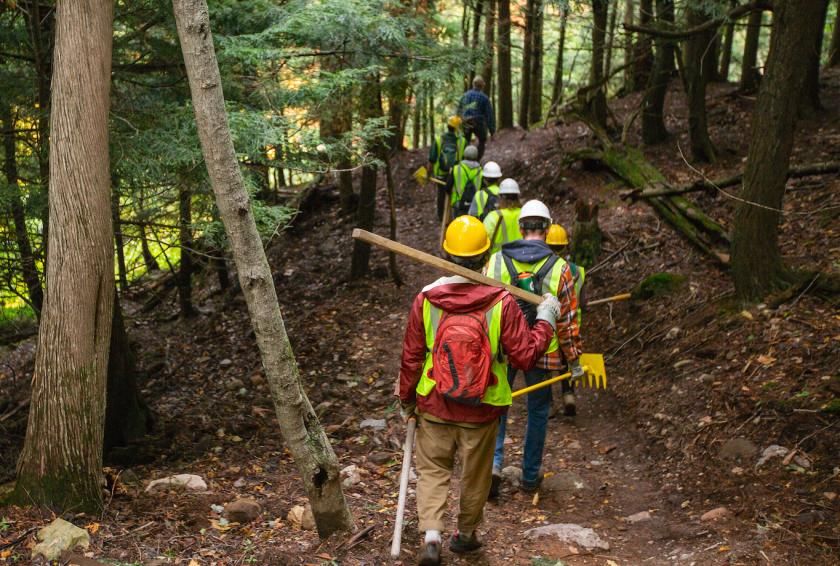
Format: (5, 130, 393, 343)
(171, 0, 353, 537)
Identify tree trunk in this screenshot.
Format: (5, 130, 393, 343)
(631, 0, 654, 91)
(642, 0, 675, 145)
(470, 0, 485, 86)
(683, 5, 716, 163)
(427, 89, 435, 142)
(13, 0, 115, 513)
(482, 0, 496, 95)
(172, 0, 353, 537)
(739, 8, 763, 92)
(829, 0, 840, 66)
(732, 0, 827, 301)
(604, 0, 619, 82)
(527, 0, 544, 125)
(350, 75, 383, 279)
(177, 184, 195, 317)
(112, 187, 128, 291)
(718, 0, 736, 80)
(550, 6, 569, 114)
(702, 28, 721, 83)
(624, 0, 635, 90)
(588, 0, 609, 130)
(412, 90, 421, 149)
(319, 56, 355, 212)
(571, 200, 602, 269)
(386, 76, 408, 153)
(519, 0, 534, 129)
(799, 0, 829, 116)
(1, 103, 44, 314)
(497, 0, 514, 129)
(104, 294, 152, 452)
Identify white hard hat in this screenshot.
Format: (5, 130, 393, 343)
(499, 178, 520, 195)
(519, 199, 552, 222)
(483, 161, 502, 178)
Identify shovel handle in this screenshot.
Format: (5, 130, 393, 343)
(510, 367, 591, 399)
(587, 293, 632, 306)
(390, 417, 417, 559)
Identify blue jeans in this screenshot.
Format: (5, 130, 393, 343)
(493, 365, 552, 485)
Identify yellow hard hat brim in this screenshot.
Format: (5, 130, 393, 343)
(442, 238, 490, 257)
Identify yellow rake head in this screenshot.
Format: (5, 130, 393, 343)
(412, 166, 429, 185)
(579, 353, 607, 389)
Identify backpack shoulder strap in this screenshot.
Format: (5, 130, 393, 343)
(534, 254, 561, 292)
(489, 210, 503, 246)
(502, 252, 519, 282)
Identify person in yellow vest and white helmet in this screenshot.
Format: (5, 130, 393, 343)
(482, 178, 523, 254)
(484, 201, 583, 497)
(468, 161, 502, 220)
(398, 215, 563, 565)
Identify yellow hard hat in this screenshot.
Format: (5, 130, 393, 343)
(443, 215, 490, 257)
(546, 224, 569, 246)
(447, 115, 462, 129)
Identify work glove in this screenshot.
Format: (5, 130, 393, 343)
(569, 359, 585, 384)
(400, 403, 416, 422)
(536, 293, 561, 329)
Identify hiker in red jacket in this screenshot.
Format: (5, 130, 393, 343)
(397, 215, 562, 566)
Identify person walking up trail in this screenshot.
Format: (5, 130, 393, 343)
(458, 76, 495, 159)
(446, 145, 483, 218)
(398, 215, 564, 566)
(429, 116, 467, 220)
(469, 161, 502, 220)
(483, 178, 523, 254)
(547, 224, 587, 417)
(484, 201, 583, 496)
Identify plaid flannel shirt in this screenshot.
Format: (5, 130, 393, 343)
(537, 261, 582, 370)
(457, 89, 496, 134)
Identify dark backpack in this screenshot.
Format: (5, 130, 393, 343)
(438, 136, 459, 175)
(431, 307, 495, 406)
(503, 253, 560, 326)
(476, 190, 499, 221)
(453, 167, 481, 217)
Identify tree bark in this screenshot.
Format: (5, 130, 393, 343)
(550, 6, 569, 114)
(319, 56, 355, 212)
(412, 90, 421, 149)
(642, 0, 675, 145)
(799, 0, 829, 116)
(604, 0, 619, 83)
(470, 0, 485, 86)
(631, 0, 654, 91)
(527, 0, 544, 125)
(718, 0, 737, 80)
(829, 0, 840, 66)
(482, 0, 496, 95)
(519, 0, 534, 128)
(683, 5, 716, 162)
(112, 186, 128, 291)
(172, 0, 353, 537)
(588, 0, 609, 129)
(732, 0, 827, 301)
(1, 103, 44, 314)
(13, 0, 115, 512)
(497, 0, 514, 129)
(739, 8, 763, 92)
(623, 0, 635, 90)
(177, 183, 195, 317)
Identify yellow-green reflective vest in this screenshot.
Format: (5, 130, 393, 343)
(451, 163, 483, 206)
(484, 207, 522, 254)
(416, 298, 512, 406)
(569, 262, 586, 326)
(432, 135, 467, 177)
(486, 251, 567, 354)
(472, 183, 500, 219)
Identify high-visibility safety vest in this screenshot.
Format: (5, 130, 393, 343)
(483, 207, 522, 254)
(416, 298, 512, 406)
(432, 135, 467, 177)
(569, 261, 586, 326)
(451, 163, 483, 206)
(472, 183, 500, 220)
(486, 251, 567, 355)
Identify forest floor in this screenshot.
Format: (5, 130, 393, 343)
(2, 71, 840, 566)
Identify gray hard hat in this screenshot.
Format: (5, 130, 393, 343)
(463, 145, 479, 161)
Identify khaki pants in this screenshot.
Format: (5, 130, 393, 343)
(415, 416, 499, 535)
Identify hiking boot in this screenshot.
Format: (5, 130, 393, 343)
(488, 472, 502, 500)
(521, 474, 544, 494)
(563, 392, 577, 417)
(449, 531, 482, 554)
(417, 541, 441, 566)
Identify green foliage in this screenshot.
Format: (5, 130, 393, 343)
(633, 273, 687, 300)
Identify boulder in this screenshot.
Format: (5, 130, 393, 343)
(524, 523, 609, 551)
(224, 498, 262, 523)
(31, 518, 90, 561)
(145, 474, 207, 492)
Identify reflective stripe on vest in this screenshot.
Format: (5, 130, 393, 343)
(416, 298, 511, 406)
(452, 164, 483, 205)
(487, 207, 522, 253)
(473, 184, 499, 219)
(486, 251, 567, 354)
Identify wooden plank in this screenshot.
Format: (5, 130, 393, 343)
(352, 229, 544, 306)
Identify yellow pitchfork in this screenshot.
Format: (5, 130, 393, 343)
(511, 353, 607, 399)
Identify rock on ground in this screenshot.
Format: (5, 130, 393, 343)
(145, 473, 207, 492)
(542, 471, 588, 492)
(700, 507, 730, 522)
(756, 445, 789, 468)
(359, 418, 386, 430)
(501, 465, 522, 487)
(341, 464, 361, 488)
(287, 504, 316, 531)
(31, 518, 91, 561)
(223, 498, 262, 523)
(719, 438, 758, 463)
(625, 511, 652, 524)
(524, 523, 609, 551)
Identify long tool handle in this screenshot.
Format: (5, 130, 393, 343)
(439, 198, 451, 249)
(391, 418, 417, 559)
(353, 229, 543, 306)
(587, 292, 632, 307)
(510, 367, 588, 398)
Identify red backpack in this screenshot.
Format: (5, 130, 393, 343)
(431, 307, 495, 406)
